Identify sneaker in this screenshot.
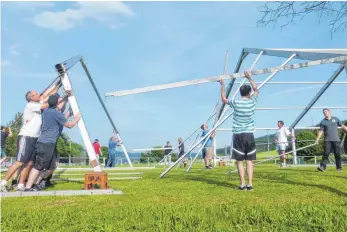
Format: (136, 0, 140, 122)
(246, 185, 253, 191)
(38, 180, 47, 190)
(237, 185, 247, 190)
(317, 166, 326, 172)
(45, 181, 54, 187)
(25, 184, 41, 192)
(0, 185, 10, 192)
(336, 168, 342, 172)
(14, 184, 25, 191)
(11, 180, 18, 189)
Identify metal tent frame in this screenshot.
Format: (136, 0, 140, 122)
(54, 55, 134, 170)
(104, 48, 347, 177)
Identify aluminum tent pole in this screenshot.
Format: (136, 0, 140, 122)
(213, 50, 230, 167)
(105, 55, 347, 98)
(80, 58, 133, 168)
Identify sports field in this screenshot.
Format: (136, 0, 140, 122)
(1, 162, 346, 232)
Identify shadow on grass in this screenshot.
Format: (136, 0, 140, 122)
(185, 175, 237, 189)
(259, 173, 347, 197)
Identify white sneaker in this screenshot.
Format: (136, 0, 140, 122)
(15, 184, 25, 191)
(0, 184, 9, 192)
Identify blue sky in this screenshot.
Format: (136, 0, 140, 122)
(1, 1, 346, 151)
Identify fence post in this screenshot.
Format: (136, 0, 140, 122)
(314, 156, 317, 165)
(69, 156, 71, 166)
(267, 130, 270, 158)
(292, 129, 297, 164)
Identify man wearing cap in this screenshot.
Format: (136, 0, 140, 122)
(25, 94, 81, 191)
(36, 93, 71, 189)
(0, 87, 59, 192)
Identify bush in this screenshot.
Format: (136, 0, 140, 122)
(295, 130, 323, 157)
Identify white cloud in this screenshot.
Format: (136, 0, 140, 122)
(9, 44, 21, 56)
(0, 60, 11, 67)
(28, 2, 135, 31)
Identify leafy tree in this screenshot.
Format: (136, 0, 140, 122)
(140, 146, 165, 163)
(101, 146, 109, 157)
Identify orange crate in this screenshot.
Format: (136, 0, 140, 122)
(84, 172, 108, 190)
(218, 161, 226, 167)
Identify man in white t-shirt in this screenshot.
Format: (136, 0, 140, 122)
(275, 120, 295, 168)
(0, 87, 59, 192)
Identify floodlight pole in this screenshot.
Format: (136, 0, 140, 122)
(80, 58, 133, 168)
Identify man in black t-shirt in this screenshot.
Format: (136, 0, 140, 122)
(316, 109, 347, 172)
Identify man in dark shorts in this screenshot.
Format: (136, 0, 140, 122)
(220, 71, 259, 191)
(25, 95, 81, 191)
(0, 88, 59, 192)
(36, 94, 70, 189)
(316, 108, 347, 172)
(1, 126, 13, 164)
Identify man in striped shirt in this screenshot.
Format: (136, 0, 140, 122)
(219, 71, 259, 191)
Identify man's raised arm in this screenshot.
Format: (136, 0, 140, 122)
(245, 71, 259, 97)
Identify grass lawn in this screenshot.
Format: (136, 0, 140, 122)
(1, 163, 347, 232)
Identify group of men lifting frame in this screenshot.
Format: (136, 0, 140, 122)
(1, 71, 346, 192)
(1, 82, 81, 192)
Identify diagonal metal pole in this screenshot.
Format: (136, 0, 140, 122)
(80, 58, 133, 168)
(290, 62, 346, 128)
(289, 62, 346, 165)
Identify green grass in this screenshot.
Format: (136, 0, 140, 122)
(2, 164, 347, 232)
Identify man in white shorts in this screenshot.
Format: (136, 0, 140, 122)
(275, 120, 295, 168)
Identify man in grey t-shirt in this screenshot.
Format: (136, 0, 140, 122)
(316, 108, 347, 172)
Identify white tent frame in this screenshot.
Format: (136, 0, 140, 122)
(55, 55, 133, 170)
(103, 48, 347, 177)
